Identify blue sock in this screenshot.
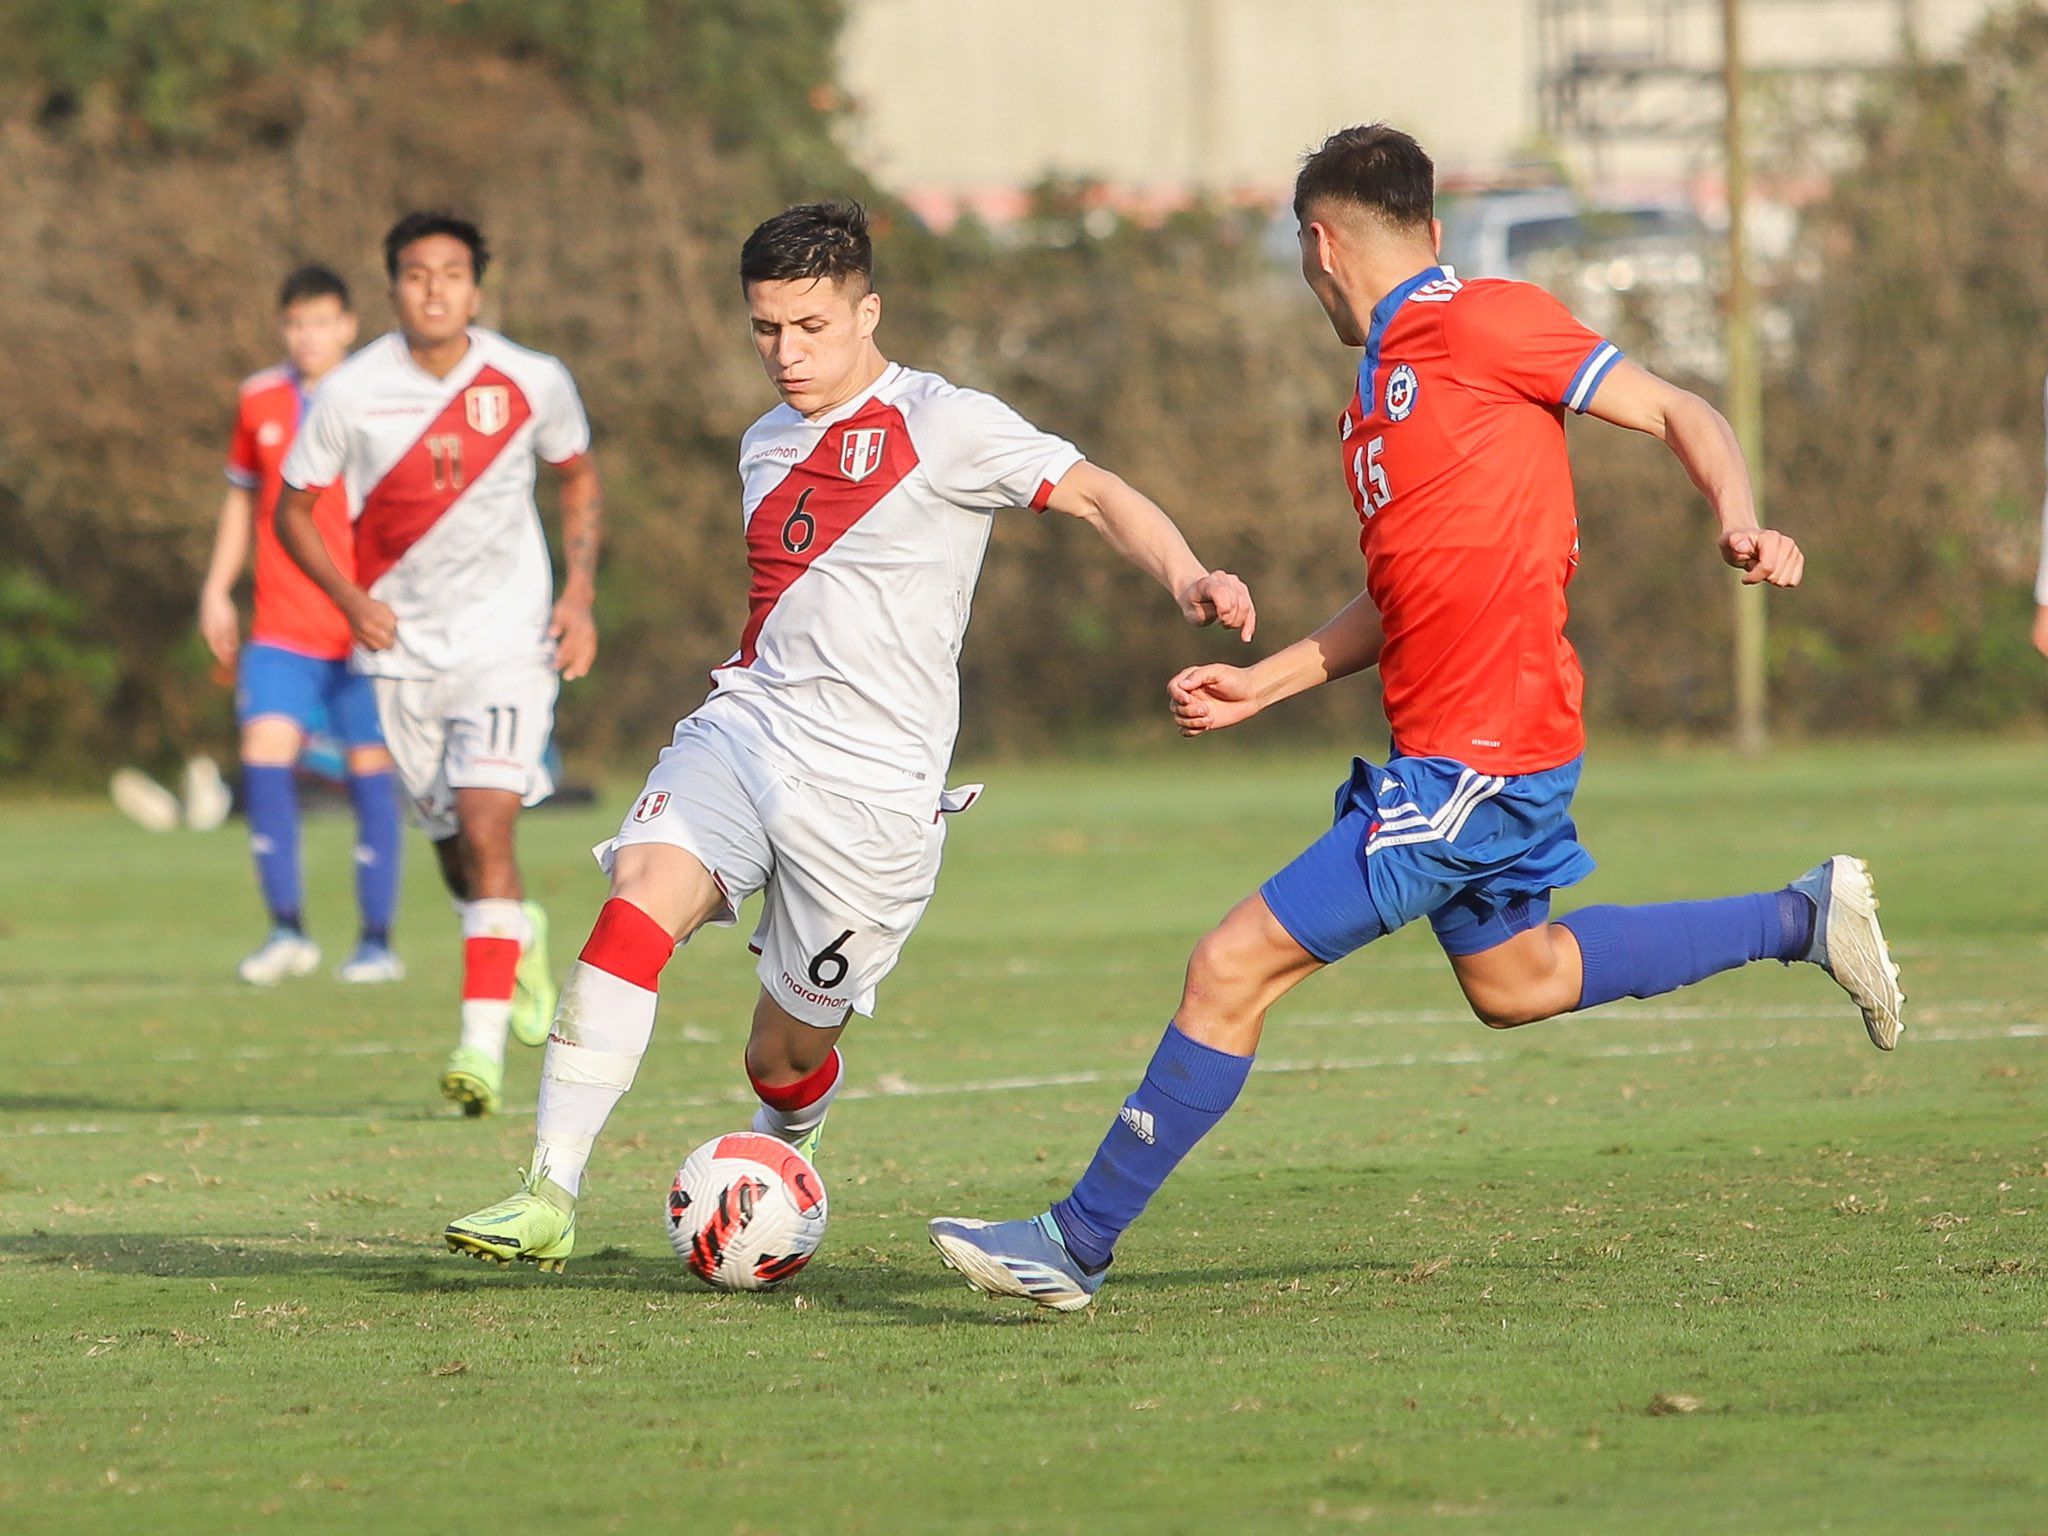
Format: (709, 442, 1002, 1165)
(1560, 889, 1815, 1011)
(242, 765, 302, 933)
(1050, 1022, 1254, 1270)
(348, 769, 403, 948)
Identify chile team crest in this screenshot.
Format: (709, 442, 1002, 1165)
(464, 384, 511, 436)
(1384, 363, 1419, 422)
(840, 427, 888, 482)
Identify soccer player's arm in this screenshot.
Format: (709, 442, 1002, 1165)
(1583, 362, 1801, 588)
(926, 387, 1253, 637)
(1041, 463, 1255, 639)
(274, 393, 395, 650)
(538, 361, 601, 681)
(1462, 282, 1800, 587)
(1167, 590, 1383, 738)
(199, 407, 260, 667)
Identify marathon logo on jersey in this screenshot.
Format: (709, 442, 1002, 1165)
(464, 384, 512, 436)
(840, 428, 888, 483)
(257, 421, 286, 447)
(631, 790, 670, 823)
(1384, 364, 1420, 422)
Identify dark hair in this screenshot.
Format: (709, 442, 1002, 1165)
(382, 211, 490, 282)
(739, 200, 872, 291)
(278, 263, 350, 311)
(1293, 124, 1434, 228)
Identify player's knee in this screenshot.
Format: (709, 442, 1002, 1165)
(1462, 977, 1564, 1029)
(346, 745, 394, 776)
(1183, 921, 1273, 1015)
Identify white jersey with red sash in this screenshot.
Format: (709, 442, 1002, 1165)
(282, 327, 591, 679)
(694, 362, 1082, 819)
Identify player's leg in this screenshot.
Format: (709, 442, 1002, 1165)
(444, 843, 729, 1269)
(1444, 857, 1903, 1048)
(931, 773, 1434, 1309)
(439, 785, 528, 1114)
(743, 778, 945, 1165)
(446, 720, 774, 1268)
(233, 643, 320, 984)
(742, 992, 845, 1164)
(329, 664, 405, 982)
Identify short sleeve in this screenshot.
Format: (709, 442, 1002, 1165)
(532, 358, 592, 466)
(1449, 282, 1624, 415)
(281, 388, 349, 491)
(225, 398, 261, 489)
(918, 387, 1083, 513)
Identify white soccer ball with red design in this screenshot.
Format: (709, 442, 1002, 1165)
(665, 1132, 829, 1290)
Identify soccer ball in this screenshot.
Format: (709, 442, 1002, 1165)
(666, 1132, 828, 1290)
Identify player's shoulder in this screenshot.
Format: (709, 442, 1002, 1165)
(236, 362, 295, 402)
(882, 364, 1022, 432)
(473, 327, 574, 383)
(1438, 276, 1574, 336)
(739, 400, 807, 461)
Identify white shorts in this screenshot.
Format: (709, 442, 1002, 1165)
(372, 656, 559, 839)
(601, 716, 948, 1026)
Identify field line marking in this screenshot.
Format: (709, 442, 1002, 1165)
(8, 1021, 2041, 1139)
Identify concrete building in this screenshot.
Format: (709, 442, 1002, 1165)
(838, 0, 2015, 219)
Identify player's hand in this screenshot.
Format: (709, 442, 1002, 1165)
(550, 596, 598, 681)
(1177, 570, 1257, 641)
(1168, 663, 1266, 736)
(2031, 605, 2048, 662)
(1720, 527, 1804, 587)
(347, 595, 399, 651)
(197, 587, 240, 668)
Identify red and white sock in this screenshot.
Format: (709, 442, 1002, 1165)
(533, 898, 674, 1195)
(457, 898, 528, 1067)
(750, 1048, 844, 1144)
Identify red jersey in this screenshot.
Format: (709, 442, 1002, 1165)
(1339, 267, 1623, 774)
(225, 364, 355, 659)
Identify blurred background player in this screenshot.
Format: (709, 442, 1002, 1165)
(274, 213, 602, 1116)
(196, 264, 405, 985)
(930, 124, 1905, 1310)
(440, 199, 1254, 1271)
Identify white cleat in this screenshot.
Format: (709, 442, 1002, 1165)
(181, 755, 233, 831)
(336, 942, 406, 984)
(1790, 855, 1905, 1050)
(237, 929, 321, 986)
(110, 768, 182, 832)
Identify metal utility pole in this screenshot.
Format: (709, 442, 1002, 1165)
(1723, 0, 1768, 755)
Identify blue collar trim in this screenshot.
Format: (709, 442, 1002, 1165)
(1358, 264, 1446, 418)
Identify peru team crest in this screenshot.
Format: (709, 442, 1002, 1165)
(464, 384, 511, 436)
(631, 790, 670, 823)
(1384, 364, 1419, 422)
(840, 428, 888, 482)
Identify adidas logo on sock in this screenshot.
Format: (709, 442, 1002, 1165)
(1119, 1105, 1156, 1144)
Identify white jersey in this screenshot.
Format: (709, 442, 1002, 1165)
(693, 362, 1082, 818)
(282, 327, 591, 678)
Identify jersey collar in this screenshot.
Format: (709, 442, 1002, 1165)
(1358, 264, 1449, 419)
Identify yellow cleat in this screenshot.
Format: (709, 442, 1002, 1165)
(443, 1169, 576, 1271)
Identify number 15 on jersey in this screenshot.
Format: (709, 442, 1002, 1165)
(1352, 434, 1391, 517)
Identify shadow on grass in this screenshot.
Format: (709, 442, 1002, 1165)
(0, 1229, 1421, 1326)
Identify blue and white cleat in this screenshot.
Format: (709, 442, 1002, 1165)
(1790, 855, 1905, 1051)
(928, 1212, 1105, 1312)
(237, 928, 321, 986)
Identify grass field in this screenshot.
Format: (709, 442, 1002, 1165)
(3, 739, 2046, 1534)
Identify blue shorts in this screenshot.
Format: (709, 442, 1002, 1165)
(236, 641, 383, 748)
(1261, 754, 1596, 961)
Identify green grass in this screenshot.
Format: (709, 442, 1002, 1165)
(3, 740, 2046, 1534)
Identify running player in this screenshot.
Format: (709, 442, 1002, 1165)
(197, 265, 405, 985)
(441, 200, 1255, 1270)
(274, 212, 602, 1117)
(929, 124, 1906, 1310)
